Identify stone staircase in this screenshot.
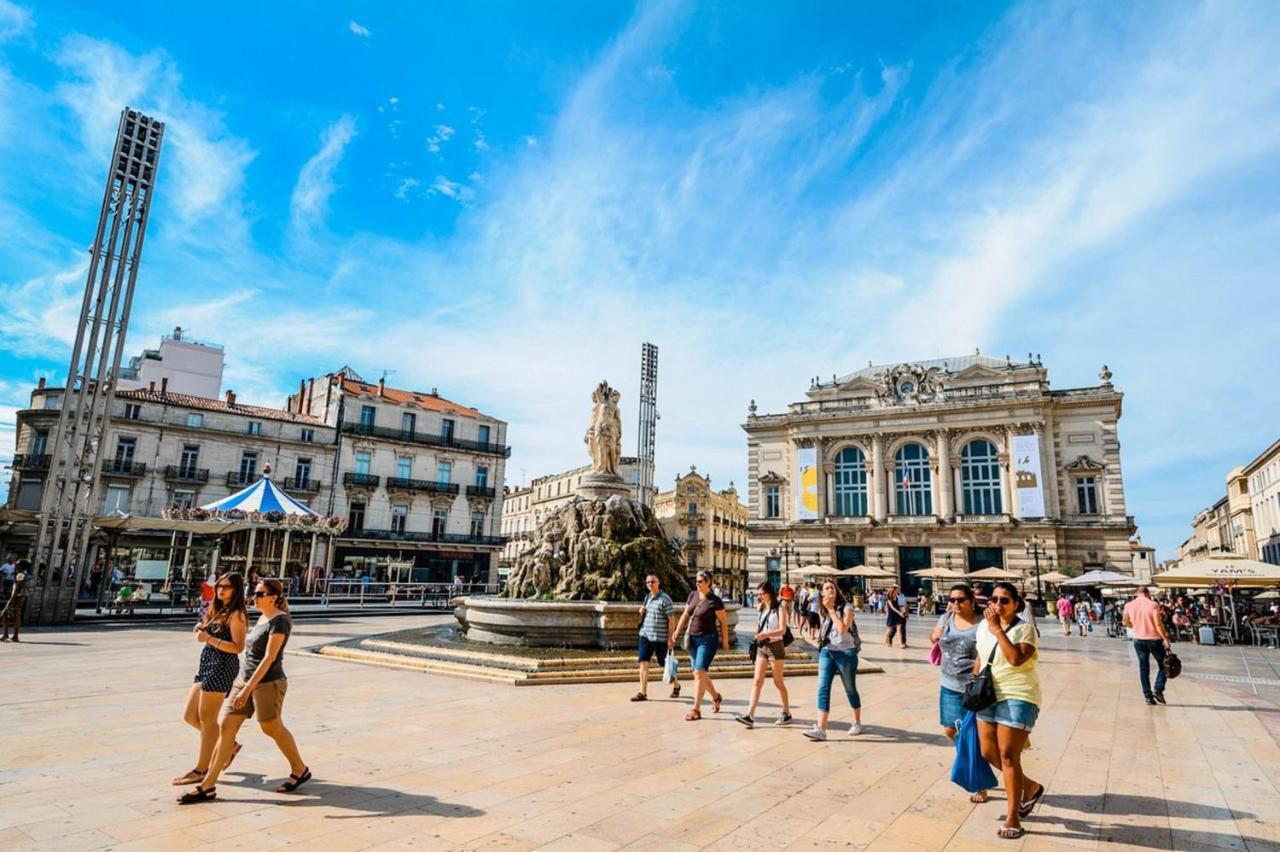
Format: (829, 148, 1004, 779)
(309, 638, 883, 686)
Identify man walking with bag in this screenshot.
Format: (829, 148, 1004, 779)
(1123, 585, 1172, 706)
(632, 575, 678, 702)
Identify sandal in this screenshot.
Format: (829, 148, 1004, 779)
(996, 826, 1025, 840)
(276, 767, 312, 793)
(225, 741, 243, 769)
(684, 709, 701, 721)
(630, 692, 648, 702)
(670, 683, 681, 699)
(711, 693, 723, 713)
(1019, 783, 1045, 817)
(172, 768, 206, 786)
(969, 791, 989, 804)
(177, 785, 217, 805)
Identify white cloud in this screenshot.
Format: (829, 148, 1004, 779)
(349, 20, 371, 38)
(426, 175, 474, 203)
(289, 115, 357, 238)
(0, 0, 32, 42)
(426, 123, 455, 154)
(394, 177, 420, 201)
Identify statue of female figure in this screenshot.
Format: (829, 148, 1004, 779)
(585, 381, 623, 477)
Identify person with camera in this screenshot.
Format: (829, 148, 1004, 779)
(735, 580, 792, 728)
(973, 582, 1044, 840)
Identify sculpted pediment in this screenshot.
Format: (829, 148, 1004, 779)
(949, 364, 1006, 381)
(1063, 454, 1105, 472)
(759, 471, 786, 485)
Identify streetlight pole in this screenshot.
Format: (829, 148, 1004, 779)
(1025, 535, 1047, 605)
(777, 537, 795, 588)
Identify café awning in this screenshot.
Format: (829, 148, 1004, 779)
(1154, 555, 1280, 588)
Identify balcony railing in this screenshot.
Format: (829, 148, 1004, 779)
(340, 421, 512, 458)
(466, 485, 497, 499)
(283, 476, 322, 493)
(343, 527, 505, 547)
(102, 459, 146, 477)
(226, 471, 259, 488)
(684, 539, 705, 550)
(343, 472, 381, 488)
(12, 453, 51, 472)
(165, 465, 209, 483)
(387, 477, 459, 495)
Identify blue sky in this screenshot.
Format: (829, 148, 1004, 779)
(2, 1, 1279, 561)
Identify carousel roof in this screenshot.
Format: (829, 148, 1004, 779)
(201, 476, 319, 516)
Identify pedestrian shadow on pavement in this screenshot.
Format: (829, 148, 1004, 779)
(1171, 703, 1278, 713)
(218, 772, 484, 820)
(1032, 793, 1256, 850)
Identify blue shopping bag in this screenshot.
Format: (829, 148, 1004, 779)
(950, 710, 998, 794)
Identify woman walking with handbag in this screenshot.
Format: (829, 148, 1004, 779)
(735, 581, 792, 728)
(672, 570, 729, 722)
(172, 572, 248, 788)
(803, 580, 863, 741)
(972, 582, 1045, 839)
(883, 584, 908, 647)
(931, 584, 986, 802)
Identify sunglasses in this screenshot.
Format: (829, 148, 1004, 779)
(990, 596, 1015, 604)
(948, 597, 970, 603)
(251, 590, 274, 598)
(216, 583, 234, 591)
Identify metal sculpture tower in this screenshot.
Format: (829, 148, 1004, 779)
(636, 342, 658, 507)
(29, 108, 165, 625)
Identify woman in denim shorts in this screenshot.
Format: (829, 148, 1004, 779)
(672, 571, 729, 721)
(974, 582, 1045, 840)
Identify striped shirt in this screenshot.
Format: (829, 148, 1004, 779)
(639, 592, 674, 641)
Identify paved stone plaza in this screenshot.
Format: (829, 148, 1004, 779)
(2, 615, 1279, 851)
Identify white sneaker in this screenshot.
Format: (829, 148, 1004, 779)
(803, 724, 827, 742)
(774, 713, 792, 726)
(849, 721, 863, 736)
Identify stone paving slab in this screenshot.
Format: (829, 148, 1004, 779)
(2, 614, 1279, 850)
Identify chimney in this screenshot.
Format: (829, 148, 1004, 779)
(37, 376, 46, 389)
(378, 377, 386, 395)
(431, 387, 439, 397)
(160, 377, 168, 395)
(149, 380, 156, 392)
(225, 389, 236, 406)
(173, 326, 182, 340)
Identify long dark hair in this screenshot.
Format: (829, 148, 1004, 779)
(820, 579, 848, 610)
(202, 572, 246, 627)
(260, 577, 289, 613)
(756, 580, 778, 612)
(992, 581, 1023, 609)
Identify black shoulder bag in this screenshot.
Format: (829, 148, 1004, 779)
(962, 617, 1020, 713)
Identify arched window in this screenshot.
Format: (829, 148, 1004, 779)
(895, 443, 933, 516)
(960, 439, 1002, 515)
(832, 446, 868, 516)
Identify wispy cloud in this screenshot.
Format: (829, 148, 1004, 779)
(0, 0, 32, 42)
(426, 123, 454, 154)
(426, 175, 473, 203)
(349, 20, 371, 38)
(289, 115, 357, 239)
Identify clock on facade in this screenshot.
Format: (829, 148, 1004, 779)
(898, 381, 915, 396)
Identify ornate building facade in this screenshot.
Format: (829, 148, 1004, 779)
(743, 355, 1138, 596)
(653, 466, 749, 597)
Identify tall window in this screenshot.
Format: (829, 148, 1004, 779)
(354, 451, 371, 476)
(478, 424, 491, 445)
(401, 412, 416, 437)
(360, 405, 376, 428)
(246, 421, 262, 436)
(475, 466, 488, 487)
(239, 451, 258, 482)
(832, 446, 868, 516)
(103, 484, 130, 513)
(765, 485, 781, 518)
(115, 437, 137, 463)
(960, 440, 1002, 515)
(442, 418, 455, 442)
(894, 443, 933, 516)
(180, 444, 200, 476)
(123, 403, 141, 420)
(31, 430, 48, 456)
(396, 457, 412, 479)
(391, 504, 408, 533)
(687, 527, 698, 541)
(172, 489, 195, 509)
(295, 457, 312, 483)
(436, 461, 452, 484)
(432, 509, 448, 536)
(348, 502, 365, 531)
(300, 427, 314, 443)
(1076, 476, 1100, 515)
(470, 512, 485, 537)
(186, 413, 203, 428)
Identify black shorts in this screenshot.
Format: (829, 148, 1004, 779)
(637, 636, 668, 664)
(806, 611, 820, 630)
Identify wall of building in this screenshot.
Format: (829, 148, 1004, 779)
(653, 467, 748, 592)
(117, 328, 225, 399)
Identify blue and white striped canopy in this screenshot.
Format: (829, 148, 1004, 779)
(201, 476, 319, 516)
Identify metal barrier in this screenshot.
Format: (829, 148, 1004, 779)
(318, 580, 491, 609)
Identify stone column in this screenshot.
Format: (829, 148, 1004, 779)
(1038, 422, 1059, 519)
(1004, 428, 1021, 519)
(871, 433, 887, 522)
(936, 430, 953, 520)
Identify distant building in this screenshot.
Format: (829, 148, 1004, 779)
(117, 327, 225, 399)
(1248, 440, 1280, 565)
(653, 466, 748, 598)
(1172, 436, 1280, 567)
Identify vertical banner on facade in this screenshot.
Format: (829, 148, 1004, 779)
(795, 446, 818, 520)
(1012, 434, 1046, 517)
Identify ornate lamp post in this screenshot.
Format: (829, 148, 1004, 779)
(1025, 535, 1048, 604)
(772, 535, 797, 588)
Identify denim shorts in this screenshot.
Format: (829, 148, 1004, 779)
(976, 698, 1040, 731)
(689, 633, 719, 671)
(939, 686, 965, 730)
(637, 635, 668, 664)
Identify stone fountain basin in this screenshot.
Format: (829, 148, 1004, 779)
(456, 596, 741, 649)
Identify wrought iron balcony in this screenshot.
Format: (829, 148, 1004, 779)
(344, 527, 504, 547)
(102, 459, 146, 477)
(340, 421, 512, 458)
(283, 476, 322, 493)
(12, 453, 51, 472)
(386, 477, 458, 495)
(684, 539, 705, 550)
(165, 465, 209, 483)
(466, 485, 497, 499)
(343, 472, 381, 488)
(226, 471, 259, 488)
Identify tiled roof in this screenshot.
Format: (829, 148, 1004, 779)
(836, 354, 1033, 385)
(340, 377, 483, 418)
(116, 388, 325, 425)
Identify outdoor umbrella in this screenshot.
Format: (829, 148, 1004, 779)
(1037, 570, 1072, 584)
(1058, 569, 1139, 587)
(798, 563, 844, 577)
(1153, 555, 1280, 588)
(966, 566, 1023, 581)
(909, 567, 967, 580)
(1252, 590, 1279, 600)
(841, 564, 897, 579)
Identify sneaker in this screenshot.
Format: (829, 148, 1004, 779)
(803, 725, 827, 742)
(774, 713, 792, 727)
(1154, 692, 1166, 705)
(1145, 697, 1157, 706)
(849, 721, 863, 736)
(734, 713, 754, 729)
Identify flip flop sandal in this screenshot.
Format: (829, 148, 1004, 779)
(1019, 784, 1045, 817)
(172, 768, 206, 786)
(277, 767, 312, 793)
(711, 693, 723, 713)
(996, 826, 1025, 840)
(969, 791, 989, 803)
(684, 709, 701, 721)
(177, 785, 216, 805)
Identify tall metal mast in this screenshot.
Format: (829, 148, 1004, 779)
(636, 342, 658, 507)
(29, 108, 165, 625)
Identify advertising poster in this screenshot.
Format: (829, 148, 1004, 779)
(795, 446, 818, 520)
(1012, 434, 1046, 517)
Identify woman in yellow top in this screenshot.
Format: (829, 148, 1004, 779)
(974, 582, 1045, 840)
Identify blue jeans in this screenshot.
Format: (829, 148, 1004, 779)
(816, 647, 860, 712)
(939, 686, 965, 730)
(690, 633, 719, 671)
(1133, 638, 1167, 699)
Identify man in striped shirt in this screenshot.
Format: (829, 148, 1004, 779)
(632, 575, 678, 701)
